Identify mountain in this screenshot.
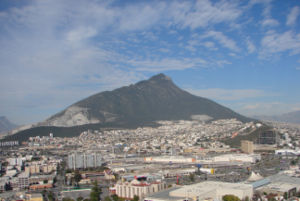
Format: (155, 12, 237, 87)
(41, 73, 252, 127)
(3, 73, 253, 141)
(254, 110, 300, 124)
(0, 116, 18, 134)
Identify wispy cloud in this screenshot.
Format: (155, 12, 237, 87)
(203, 41, 218, 50)
(260, 30, 300, 57)
(286, 6, 299, 26)
(261, 18, 279, 27)
(169, 0, 242, 29)
(201, 31, 239, 52)
(128, 58, 207, 72)
(246, 38, 256, 53)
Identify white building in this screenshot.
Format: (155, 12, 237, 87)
(275, 149, 300, 155)
(144, 181, 253, 201)
(144, 156, 196, 163)
(67, 152, 103, 170)
(212, 154, 261, 163)
(116, 178, 166, 200)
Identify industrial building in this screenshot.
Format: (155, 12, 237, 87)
(245, 172, 300, 199)
(212, 154, 261, 163)
(144, 181, 253, 201)
(144, 156, 196, 163)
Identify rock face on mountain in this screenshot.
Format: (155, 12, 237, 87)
(41, 73, 251, 127)
(0, 116, 18, 134)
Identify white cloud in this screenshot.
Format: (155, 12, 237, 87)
(187, 88, 266, 101)
(0, 0, 151, 124)
(118, 2, 166, 31)
(203, 41, 218, 50)
(201, 31, 239, 52)
(66, 27, 97, 42)
(261, 18, 279, 27)
(246, 39, 256, 53)
(286, 6, 299, 26)
(128, 58, 207, 72)
(260, 30, 300, 57)
(169, 0, 242, 29)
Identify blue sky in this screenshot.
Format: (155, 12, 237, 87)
(0, 0, 300, 125)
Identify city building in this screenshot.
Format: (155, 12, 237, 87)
(275, 149, 300, 155)
(144, 156, 196, 164)
(67, 152, 103, 170)
(212, 154, 261, 163)
(144, 181, 253, 201)
(25, 193, 43, 201)
(241, 140, 254, 154)
(18, 172, 29, 190)
(115, 177, 166, 200)
(258, 130, 278, 145)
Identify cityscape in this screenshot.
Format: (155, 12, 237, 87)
(1, 117, 300, 201)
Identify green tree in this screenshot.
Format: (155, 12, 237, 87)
(111, 194, 119, 201)
(90, 181, 102, 201)
(189, 173, 195, 182)
(74, 170, 82, 186)
(104, 196, 112, 201)
(77, 196, 84, 201)
(297, 190, 300, 198)
(222, 194, 241, 201)
(47, 191, 55, 201)
(268, 197, 276, 201)
(284, 192, 288, 199)
(62, 198, 75, 201)
(133, 195, 139, 201)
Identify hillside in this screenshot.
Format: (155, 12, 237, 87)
(0, 116, 18, 134)
(254, 110, 300, 124)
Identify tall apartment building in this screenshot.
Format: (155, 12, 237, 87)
(258, 130, 278, 145)
(18, 172, 30, 190)
(67, 152, 103, 170)
(241, 140, 254, 154)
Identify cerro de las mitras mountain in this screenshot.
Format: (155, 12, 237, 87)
(42, 73, 251, 127)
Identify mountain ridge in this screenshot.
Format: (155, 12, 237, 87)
(42, 73, 252, 127)
(254, 110, 300, 124)
(0, 116, 18, 134)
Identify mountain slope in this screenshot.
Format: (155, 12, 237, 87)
(255, 110, 300, 124)
(42, 73, 252, 127)
(0, 116, 18, 134)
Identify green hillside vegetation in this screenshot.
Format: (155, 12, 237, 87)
(222, 125, 271, 148)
